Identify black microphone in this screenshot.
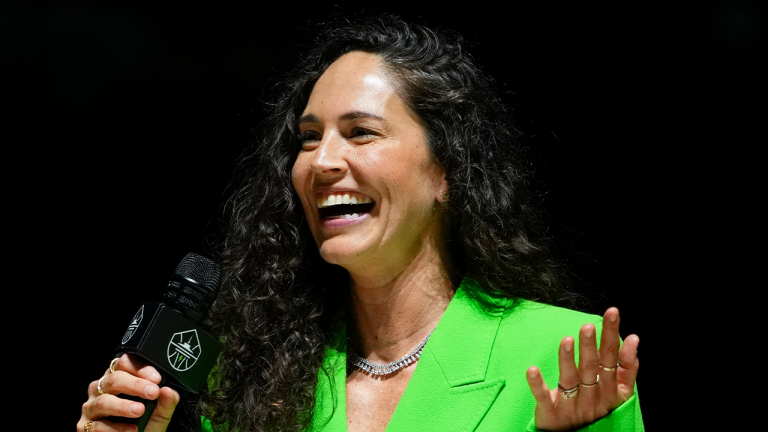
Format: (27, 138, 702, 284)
(108, 253, 223, 431)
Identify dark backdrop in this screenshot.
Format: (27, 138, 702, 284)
(5, 1, 763, 430)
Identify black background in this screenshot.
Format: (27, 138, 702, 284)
(4, 1, 764, 430)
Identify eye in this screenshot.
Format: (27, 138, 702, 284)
(299, 130, 321, 141)
(349, 127, 376, 140)
(298, 130, 321, 149)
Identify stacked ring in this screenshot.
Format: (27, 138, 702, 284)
(581, 375, 600, 387)
(97, 376, 106, 395)
(97, 357, 120, 395)
(599, 363, 619, 372)
(557, 382, 580, 399)
(84, 421, 94, 431)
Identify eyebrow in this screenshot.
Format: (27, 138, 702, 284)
(298, 111, 385, 124)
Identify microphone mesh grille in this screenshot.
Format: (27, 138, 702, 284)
(174, 253, 222, 292)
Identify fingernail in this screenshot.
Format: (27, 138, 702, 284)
(610, 312, 617, 323)
(528, 369, 538, 378)
(145, 384, 158, 398)
(585, 328, 593, 338)
(129, 403, 143, 415)
(150, 371, 161, 382)
(565, 340, 573, 352)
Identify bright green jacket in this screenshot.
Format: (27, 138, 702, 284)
(203, 279, 643, 431)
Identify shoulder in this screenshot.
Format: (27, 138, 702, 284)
(501, 300, 602, 334)
(453, 279, 602, 352)
(491, 300, 603, 363)
(441, 279, 605, 373)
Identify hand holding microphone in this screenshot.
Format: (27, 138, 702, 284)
(78, 253, 222, 432)
(79, 355, 179, 432)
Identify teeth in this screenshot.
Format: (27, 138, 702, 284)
(317, 193, 373, 208)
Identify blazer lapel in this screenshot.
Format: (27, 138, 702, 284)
(384, 280, 506, 432)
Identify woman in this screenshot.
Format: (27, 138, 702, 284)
(78, 15, 642, 432)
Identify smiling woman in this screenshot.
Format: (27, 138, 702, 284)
(292, 52, 448, 277)
(77, 14, 643, 432)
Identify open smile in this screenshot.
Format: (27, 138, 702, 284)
(317, 192, 376, 220)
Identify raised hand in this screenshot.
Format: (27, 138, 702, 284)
(525, 307, 640, 431)
(77, 355, 180, 432)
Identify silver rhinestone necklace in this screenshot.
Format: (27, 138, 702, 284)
(349, 331, 433, 376)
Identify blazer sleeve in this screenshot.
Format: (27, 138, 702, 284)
(525, 391, 644, 432)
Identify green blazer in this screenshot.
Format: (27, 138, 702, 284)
(309, 279, 643, 432)
(203, 279, 643, 431)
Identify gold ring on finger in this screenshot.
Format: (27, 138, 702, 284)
(109, 357, 120, 374)
(581, 375, 599, 387)
(84, 421, 94, 431)
(97, 376, 106, 395)
(599, 363, 619, 372)
(557, 382, 580, 399)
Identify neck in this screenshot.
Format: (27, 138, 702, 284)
(346, 243, 458, 363)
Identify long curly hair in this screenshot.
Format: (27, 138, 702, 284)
(199, 14, 573, 432)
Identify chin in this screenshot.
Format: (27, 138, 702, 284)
(318, 248, 354, 267)
(317, 241, 368, 267)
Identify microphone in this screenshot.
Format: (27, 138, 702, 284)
(108, 253, 223, 431)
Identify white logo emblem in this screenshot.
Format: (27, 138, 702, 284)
(167, 329, 201, 371)
(122, 305, 144, 344)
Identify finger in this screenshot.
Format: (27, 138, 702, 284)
(83, 394, 146, 421)
(577, 324, 600, 407)
(145, 387, 181, 431)
(112, 354, 163, 384)
(526, 366, 554, 412)
(94, 371, 160, 400)
(598, 308, 621, 390)
(77, 420, 102, 432)
(558, 336, 579, 390)
(617, 334, 640, 400)
(78, 420, 121, 432)
(98, 419, 139, 432)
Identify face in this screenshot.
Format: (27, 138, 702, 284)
(291, 51, 448, 274)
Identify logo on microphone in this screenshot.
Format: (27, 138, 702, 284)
(122, 305, 144, 344)
(167, 329, 201, 371)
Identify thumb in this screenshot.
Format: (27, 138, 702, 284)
(144, 387, 180, 432)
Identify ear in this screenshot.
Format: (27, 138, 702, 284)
(435, 172, 449, 203)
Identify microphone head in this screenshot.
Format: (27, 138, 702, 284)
(174, 253, 222, 292)
(164, 253, 222, 323)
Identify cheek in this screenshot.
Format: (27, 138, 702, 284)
(291, 158, 313, 214)
(365, 146, 440, 200)
(291, 156, 308, 192)
(401, 153, 443, 192)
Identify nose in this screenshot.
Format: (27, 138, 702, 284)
(310, 132, 348, 177)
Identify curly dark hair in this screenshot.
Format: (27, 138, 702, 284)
(199, 14, 573, 432)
